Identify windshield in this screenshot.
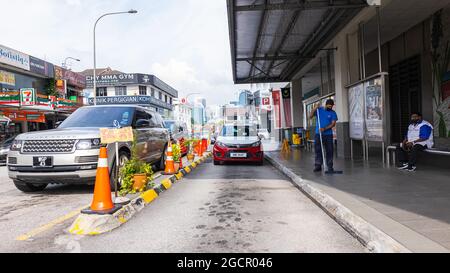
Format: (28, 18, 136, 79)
(163, 121, 176, 132)
(221, 125, 257, 137)
(59, 107, 134, 128)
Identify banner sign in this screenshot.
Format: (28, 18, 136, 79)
(0, 44, 30, 71)
(88, 95, 173, 110)
(272, 90, 281, 129)
(55, 66, 86, 88)
(365, 78, 384, 142)
(100, 127, 134, 144)
(348, 83, 365, 140)
(20, 88, 36, 106)
(30, 56, 54, 78)
(281, 88, 292, 128)
(2, 110, 46, 123)
(0, 70, 15, 86)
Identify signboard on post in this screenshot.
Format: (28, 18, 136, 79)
(348, 83, 365, 140)
(100, 127, 134, 144)
(20, 88, 36, 106)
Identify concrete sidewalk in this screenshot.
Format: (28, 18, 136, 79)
(265, 148, 450, 252)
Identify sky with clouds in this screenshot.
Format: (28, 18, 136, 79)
(1, 0, 253, 105)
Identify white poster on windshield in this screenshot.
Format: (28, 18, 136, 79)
(348, 83, 364, 140)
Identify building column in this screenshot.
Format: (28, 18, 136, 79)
(290, 79, 303, 129)
(334, 34, 352, 158)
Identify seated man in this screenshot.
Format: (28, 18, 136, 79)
(397, 112, 433, 172)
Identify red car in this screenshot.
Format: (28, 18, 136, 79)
(213, 124, 264, 165)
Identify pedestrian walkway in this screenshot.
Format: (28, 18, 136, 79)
(266, 148, 450, 252)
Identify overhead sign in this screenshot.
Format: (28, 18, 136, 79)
(55, 66, 86, 88)
(20, 88, 36, 106)
(86, 73, 138, 88)
(0, 44, 30, 71)
(0, 70, 15, 86)
(2, 110, 46, 123)
(100, 127, 134, 144)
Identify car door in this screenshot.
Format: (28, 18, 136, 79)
(133, 109, 153, 162)
(151, 113, 168, 158)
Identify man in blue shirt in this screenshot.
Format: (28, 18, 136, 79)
(309, 99, 338, 172)
(396, 112, 433, 172)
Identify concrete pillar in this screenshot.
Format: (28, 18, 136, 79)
(334, 34, 352, 158)
(290, 79, 304, 128)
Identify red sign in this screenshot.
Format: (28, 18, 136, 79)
(262, 97, 270, 105)
(181, 98, 187, 104)
(272, 90, 281, 129)
(3, 110, 46, 123)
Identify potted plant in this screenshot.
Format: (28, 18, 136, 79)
(119, 136, 154, 196)
(185, 139, 196, 162)
(172, 143, 181, 171)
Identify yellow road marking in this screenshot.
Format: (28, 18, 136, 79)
(16, 205, 88, 241)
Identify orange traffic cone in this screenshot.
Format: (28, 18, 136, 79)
(198, 140, 204, 157)
(162, 141, 176, 175)
(82, 147, 121, 215)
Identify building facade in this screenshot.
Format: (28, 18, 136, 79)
(81, 69, 177, 119)
(0, 44, 80, 139)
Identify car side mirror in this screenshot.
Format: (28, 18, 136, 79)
(136, 119, 151, 128)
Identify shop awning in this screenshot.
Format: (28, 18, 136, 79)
(227, 0, 368, 84)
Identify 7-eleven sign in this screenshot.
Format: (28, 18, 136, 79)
(20, 88, 36, 106)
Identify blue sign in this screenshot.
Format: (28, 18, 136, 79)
(88, 95, 173, 110)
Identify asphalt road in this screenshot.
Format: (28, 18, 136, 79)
(4, 158, 365, 253)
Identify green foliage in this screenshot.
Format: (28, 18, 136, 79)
(44, 79, 58, 97)
(119, 133, 154, 196)
(172, 143, 181, 162)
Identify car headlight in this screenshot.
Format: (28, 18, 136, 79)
(216, 141, 227, 148)
(10, 140, 23, 151)
(251, 141, 261, 147)
(76, 139, 101, 150)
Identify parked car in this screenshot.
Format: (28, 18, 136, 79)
(163, 120, 189, 154)
(0, 136, 16, 165)
(7, 105, 169, 192)
(213, 123, 263, 165)
(257, 128, 270, 140)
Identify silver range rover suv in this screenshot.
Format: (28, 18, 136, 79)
(7, 105, 169, 192)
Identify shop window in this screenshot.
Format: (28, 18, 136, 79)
(151, 88, 155, 97)
(139, 86, 147, 95)
(115, 86, 127, 96)
(159, 91, 162, 100)
(96, 87, 107, 97)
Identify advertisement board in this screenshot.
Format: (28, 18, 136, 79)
(348, 83, 365, 140)
(30, 56, 54, 78)
(0, 44, 30, 71)
(364, 77, 384, 142)
(0, 70, 15, 86)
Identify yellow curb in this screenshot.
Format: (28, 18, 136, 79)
(161, 179, 172, 190)
(191, 162, 197, 168)
(141, 189, 158, 204)
(175, 172, 183, 180)
(184, 166, 191, 173)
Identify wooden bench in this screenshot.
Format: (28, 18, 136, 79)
(386, 145, 450, 166)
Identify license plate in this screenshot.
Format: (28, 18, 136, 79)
(33, 156, 53, 168)
(230, 152, 247, 158)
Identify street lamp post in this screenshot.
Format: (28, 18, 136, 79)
(92, 9, 137, 106)
(62, 57, 80, 69)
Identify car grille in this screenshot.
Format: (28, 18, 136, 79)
(22, 139, 76, 153)
(8, 157, 17, 164)
(224, 143, 253, 148)
(76, 156, 99, 163)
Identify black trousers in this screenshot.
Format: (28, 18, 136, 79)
(396, 144, 426, 166)
(315, 134, 334, 169)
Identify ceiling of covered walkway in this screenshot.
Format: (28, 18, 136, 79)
(227, 0, 368, 84)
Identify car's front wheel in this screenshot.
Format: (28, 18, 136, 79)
(13, 180, 48, 192)
(110, 150, 130, 190)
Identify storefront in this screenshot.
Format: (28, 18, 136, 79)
(1, 44, 78, 139)
(55, 66, 86, 103)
